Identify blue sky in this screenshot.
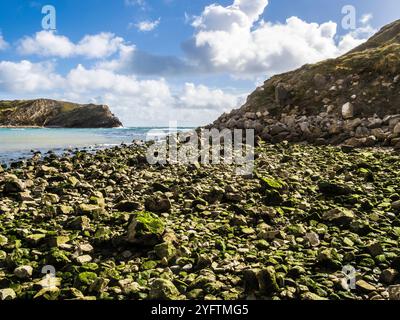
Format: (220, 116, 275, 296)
(0, 0, 398, 126)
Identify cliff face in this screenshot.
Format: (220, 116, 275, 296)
(0, 99, 122, 128)
(210, 19, 400, 148)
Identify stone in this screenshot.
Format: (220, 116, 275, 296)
(322, 208, 355, 226)
(0, 234, 8, 247)
(77, 243, 94, 254)
(3, 174, 25, 194)
(257, 266, 279, 294)
(355, 126, 370, 138)
(14, 265, 33, 279)
(149, 279, 182, 300)
(394, 123, 400, 134)
(317, 248, 341, 269)
(78, 204, 106, 218)
(305, 232, 320, 247)
(49, 236, 70, 248)
(380, 269, 398, 284)
(68, 176, 80, 187)
(388, 285, 400, 300)
(0, 288, 16, 300)
(76, 255, 93, 265)
(26, 234, 46, 245)
(127, 211, 165, 245)
(243, 269, 260, 292)
(356, 280, 376, 293)
(318, 181, 351, 196)
(69, 216, 91, 230)
(371, 128, 388, 140)
(392, 200, 400, 211)
(367, 242, 384, 257)
(301, 292, 328, 300)
(145, 193, 171, 213)
(154, 242, 176, 261)
(59, 205, 74, 215)
(342, 102, 354, 119)
(89, 277, 109, 293)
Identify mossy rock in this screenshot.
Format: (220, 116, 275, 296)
(127, 211, 165, 245)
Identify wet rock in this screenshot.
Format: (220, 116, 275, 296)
(149, 279, 182, 300)
(0, 288, 16, 300)
(154, 242, 176, 261)
(356, 280, 376, 293)
(0, 235, 8, 247)
(243, 269, 260, 292)
(127, 211, 165, 245)
(78, 204, 106, 218)
(3, 174, 25, 194)
(14, 265, 33, 279)
(317, 248, 342, 269)
(76, 255, 93, 265)
(318, 181, 352, 196)
(301, 292, 328, 300)
(69, 216, 91, 231)
(388, 285, 400, 300)
(145, 193, 171, 213)
(322, 208, 355, 226)
(257, 266, 279, 294)
(367, 242, 384, 257)
(380, 269, 398, 284)
(305, 232, 320, 247)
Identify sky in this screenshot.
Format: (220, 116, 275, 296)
(0, 0, 398, 127)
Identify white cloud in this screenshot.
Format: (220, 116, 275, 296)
(177, 83, 243, 111)
(134, 18, 161, 32)
(0, 35, 9, 50)
(0, 60, 63, 93)
(186, 0, 376, 77)
(360, 13, 373, 25)
(18, 31, 126, 59)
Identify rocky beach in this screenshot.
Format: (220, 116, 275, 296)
(1, 140, 400, 300)
(1, 16, 400, 302)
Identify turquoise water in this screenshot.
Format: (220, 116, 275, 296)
(0, 127, 191, 164)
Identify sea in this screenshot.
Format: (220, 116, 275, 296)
(0, 127, 193, 165)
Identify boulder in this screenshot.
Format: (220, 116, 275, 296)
(3, 174, 25, 194)
(149, 279, 183, 300)
(127, 211, 165, 245)
(145, 192, 171, 213)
